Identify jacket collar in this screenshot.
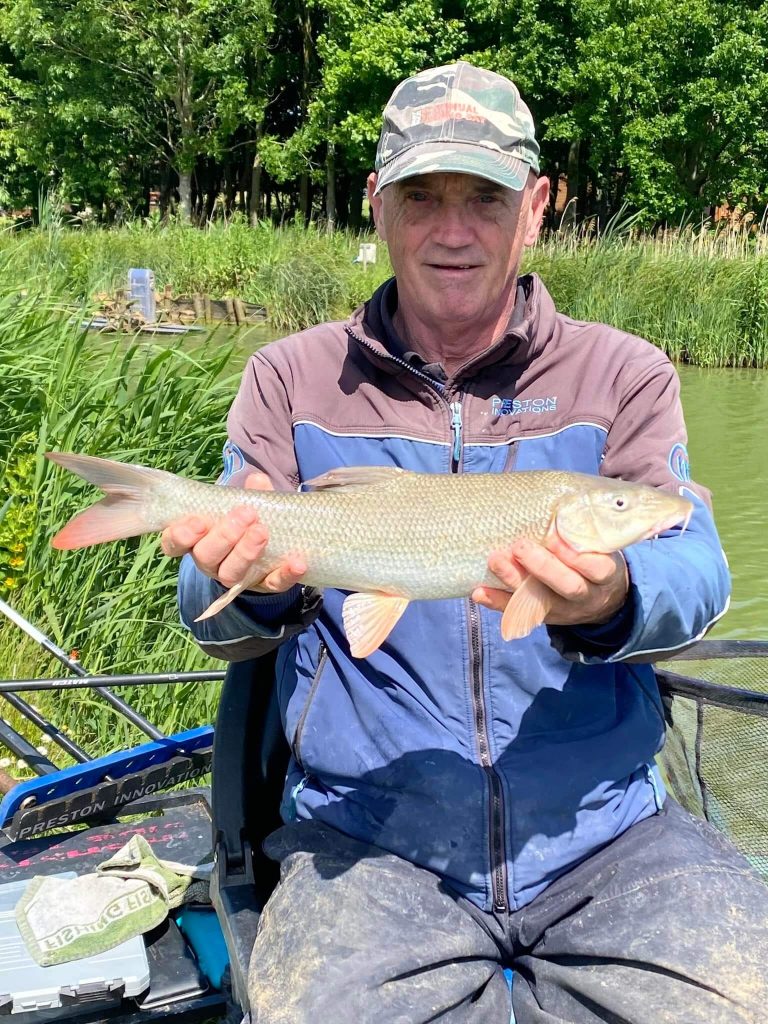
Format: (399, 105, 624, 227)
(346, 272, 557, 383)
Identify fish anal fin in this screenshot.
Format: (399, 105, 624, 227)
(194, 570, 266, 622)
(303, 466, 409, 492)
(500, 576, 552, 641)
(342, 592, 410, 658)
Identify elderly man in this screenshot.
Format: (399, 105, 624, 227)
(167, 63, 768, 1023)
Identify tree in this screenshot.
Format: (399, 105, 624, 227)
(0, 0, 273, 219)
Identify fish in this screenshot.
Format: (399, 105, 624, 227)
(46, 452, 693, 659)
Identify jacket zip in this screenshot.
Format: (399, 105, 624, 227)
(469, 601, 508, 911)
(449, 401, 463, 469)
(347, 328, 509, 911)
(293, 642, 328, 766)
(452, 403, 508, 912)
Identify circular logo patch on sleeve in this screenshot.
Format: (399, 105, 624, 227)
(219, 440, 245, 484)
(668, 442, 691, 482)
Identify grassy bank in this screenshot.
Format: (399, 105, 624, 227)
(0, 216, 767, 365)
(0, 295, 234, 756)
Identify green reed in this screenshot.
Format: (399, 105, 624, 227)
(0, 286, 237, 756)
(0, 215, 765, 365)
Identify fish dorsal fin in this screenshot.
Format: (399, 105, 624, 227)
(343, 592, 410, 658)
(303, 466, 410, 492)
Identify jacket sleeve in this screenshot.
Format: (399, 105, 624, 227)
(550, 352, 731, 663)
(178, 345, 322, 661)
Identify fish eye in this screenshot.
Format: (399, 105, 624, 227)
(613, 496, 627, 511)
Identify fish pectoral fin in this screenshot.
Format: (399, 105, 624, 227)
(303, 466, 411, 492)
(194, 571, 264, 623)
(342, 592, 410, 659)
(500, 576, 552, 640)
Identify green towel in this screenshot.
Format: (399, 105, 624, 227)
(15, 834, 212, 967)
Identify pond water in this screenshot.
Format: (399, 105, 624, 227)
(678, 366, 768, 640)
(217, 328, 767, 641)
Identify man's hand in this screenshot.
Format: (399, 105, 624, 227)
(160, 471, 306, 594)
(472, 531, 629, 629)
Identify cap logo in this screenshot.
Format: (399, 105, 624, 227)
(414, 102, 485, 126)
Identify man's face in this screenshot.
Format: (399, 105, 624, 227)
(368, 170, 547, 334)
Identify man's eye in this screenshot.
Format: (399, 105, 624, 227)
(477, 194, 498, 204)
(406, 191, 429, 202)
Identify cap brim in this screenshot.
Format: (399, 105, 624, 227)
(374, 141, 533, 195)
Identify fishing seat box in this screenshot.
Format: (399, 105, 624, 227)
(0, 792, 225, 1023)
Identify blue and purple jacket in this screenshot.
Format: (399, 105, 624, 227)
(179, 274, 730, 913)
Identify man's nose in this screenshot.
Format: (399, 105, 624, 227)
(431, 202, 476, 246)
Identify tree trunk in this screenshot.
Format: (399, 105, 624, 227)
(335, 172, 350, 229)
(238, 159, 249, 214)
(325, 140, 336, 231)
(299, 173, 311, 225)
(347, 172, 365, 230)
(563, 140, 580, 228)
(178, 170, 193, 222)
(249, 124, 264, 227)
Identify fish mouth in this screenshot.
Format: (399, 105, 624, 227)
(646, 504, 693, 541)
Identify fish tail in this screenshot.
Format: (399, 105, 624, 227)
(47, 452, 171, 549)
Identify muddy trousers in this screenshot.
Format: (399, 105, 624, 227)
(247, 800, 768, 1024)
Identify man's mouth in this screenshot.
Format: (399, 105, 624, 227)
(427, 263, 480, 272)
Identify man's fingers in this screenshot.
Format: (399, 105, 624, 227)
(543, 532, 622, 585)
(161, 516, 210, 558)
(191, 507, 263, 577)
(487, 549, 525, 591)
(511, 538, 589, 601)
(255, 557, 307, 593)
(472, 586, 511, 612)
(244, 471, 273, 491)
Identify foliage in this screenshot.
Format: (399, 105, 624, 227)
(0, 0, 764, 223)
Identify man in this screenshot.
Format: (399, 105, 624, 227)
(166, 63, 768, 1023)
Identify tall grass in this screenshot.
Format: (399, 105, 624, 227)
(526, 223, 768, 368)
(0, 215, 766, 365)
(0, 217, 393, 333)
(0, 287, 238, 756)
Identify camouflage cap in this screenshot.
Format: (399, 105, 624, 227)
(374, 61, 540, 195)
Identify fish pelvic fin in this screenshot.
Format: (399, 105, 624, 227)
(194, 575, 261, 623)
(342, 592, 410, 659)
(501, 576, 552, 640)
(47, 452, 176, 549)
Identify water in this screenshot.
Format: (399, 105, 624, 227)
(213, 328, 767, 641)
(678, 366, 768, 640)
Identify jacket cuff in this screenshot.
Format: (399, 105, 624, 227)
(548, 591, 636, 660)
(177, 555, 323, 660)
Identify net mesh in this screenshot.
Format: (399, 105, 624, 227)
(656, 642, 768, 881)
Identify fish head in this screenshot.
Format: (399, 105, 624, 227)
(554, 478, 693, 553)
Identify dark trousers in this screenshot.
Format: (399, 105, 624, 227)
(247, 800, 768, 1023)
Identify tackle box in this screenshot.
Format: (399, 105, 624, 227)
(0, 873, 150, 1016)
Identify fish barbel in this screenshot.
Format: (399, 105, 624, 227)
(47, 453, 692, 658)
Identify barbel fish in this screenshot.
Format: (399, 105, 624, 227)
(47, 453, 692, 658)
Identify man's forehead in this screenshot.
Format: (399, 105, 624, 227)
(393, 172, 510, 194)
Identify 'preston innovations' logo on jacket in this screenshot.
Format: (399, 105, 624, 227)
(491, 396, 557, 416)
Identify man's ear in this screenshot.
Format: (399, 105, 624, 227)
(367, 172, 387, 241)
(523, 175, 550, 247)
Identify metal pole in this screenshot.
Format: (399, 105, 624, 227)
(0, 671, 226, 692)
(0, 718, 57, 776)
(1, 691, 90, 763)
(0, 597, 164, 741)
